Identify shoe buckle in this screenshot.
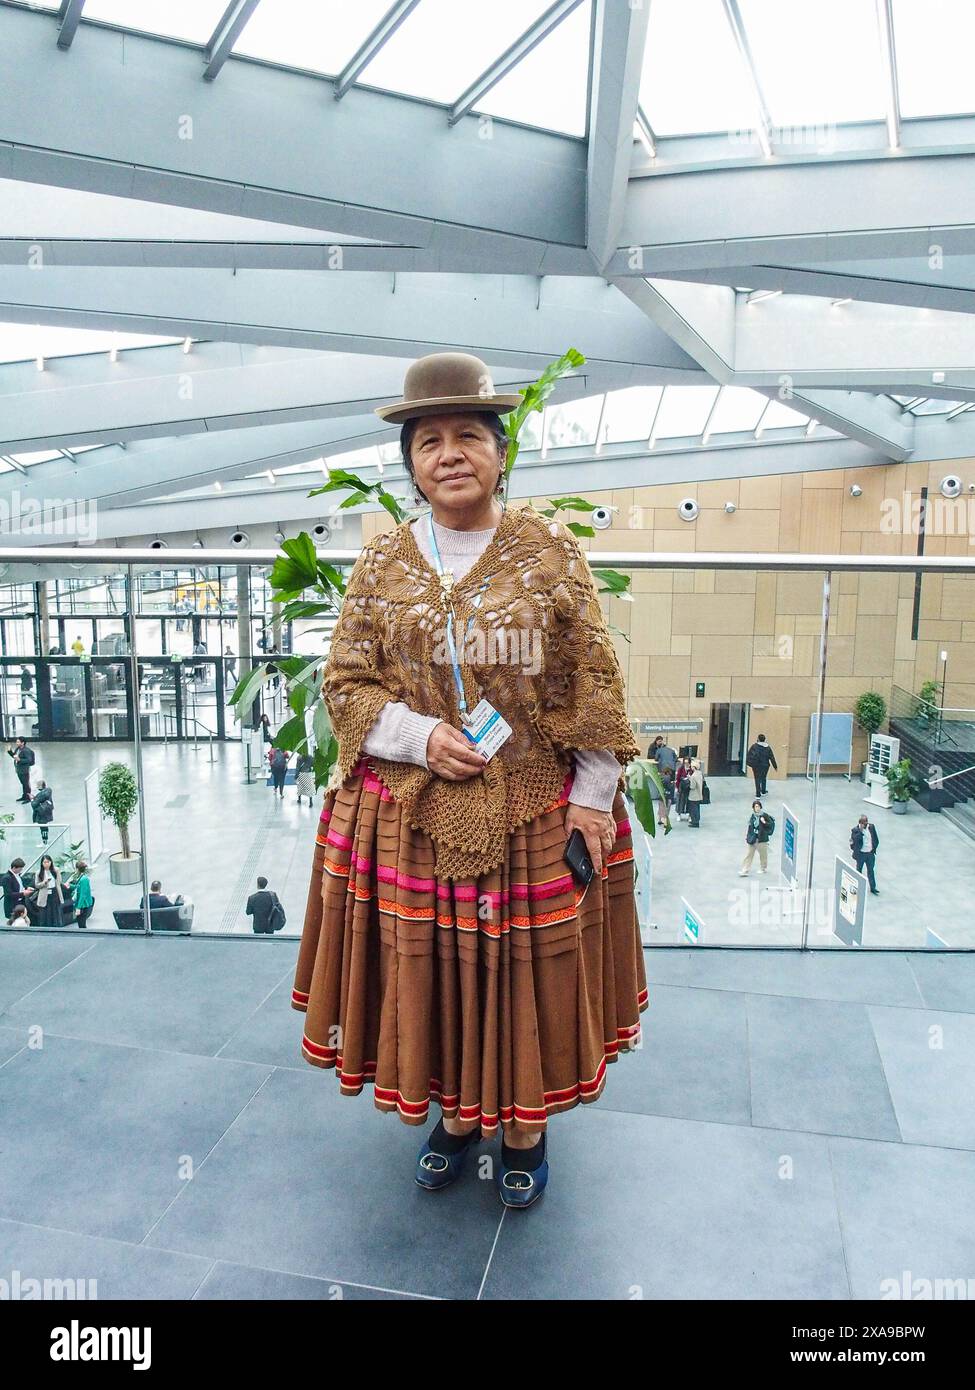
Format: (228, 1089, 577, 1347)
(502, 1170, 535, 1191)
(419, 1152, 449, 1173)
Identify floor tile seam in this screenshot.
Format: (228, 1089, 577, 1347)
(590, 1102, 975, 1155)
(138, 1069, 279, 1247)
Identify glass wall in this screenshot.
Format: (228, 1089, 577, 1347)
(1, 552, 972, 950)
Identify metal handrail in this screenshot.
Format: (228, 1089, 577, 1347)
(3, 545, 975, 573)
(161, 710, 216, 761)
(926, 763, 975, 787)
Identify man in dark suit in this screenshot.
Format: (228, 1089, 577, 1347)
(1, 857, 34, 921)
(851, 815, 880, 895)
(6, 737, 35, 802)
(139, 880, 177, 910)
(246, 876, 284, 934)
(746, 734, 777, 796)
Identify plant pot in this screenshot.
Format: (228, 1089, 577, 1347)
(890, 800, 908, 815)
(109, 851, 143, 886)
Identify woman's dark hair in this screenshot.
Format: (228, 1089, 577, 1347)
(39, 855, 55, 876)
(400, 411, 507, 503)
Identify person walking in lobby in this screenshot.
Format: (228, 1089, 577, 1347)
(675, 754, 693, 820)
(292, 352, 647, 1209)
(33, 855, 65, 927)
(268, 745, 290, 798)
(7, 736, 35, 803)
(246, 876, 285, 933)
(746, 733, 777, 796)
(70, 860, 95, 929)
(295, 751, 316, 806)
(31, 779, 54, 844)
(685, 759, 705, 827)
(851, 814, 880, 895)
(739, 800, 775, 876)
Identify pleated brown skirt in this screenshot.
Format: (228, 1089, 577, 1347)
(292, 758, 649, 1136)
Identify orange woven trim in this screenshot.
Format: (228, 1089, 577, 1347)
(300, 1035, 641, 1129)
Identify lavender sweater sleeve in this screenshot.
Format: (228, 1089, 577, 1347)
(361, 703, 622, 809)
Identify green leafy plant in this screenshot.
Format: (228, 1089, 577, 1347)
(624, 760, 672, 839)
(854, 691, 886, 736)
(231, 349, 633, 786)
(55, 839, 86, 876)
(916, 678, 942, 725)
(885, 757, 917, 803)
(0, 811, 14, 842)
(97, 762, 139, 859)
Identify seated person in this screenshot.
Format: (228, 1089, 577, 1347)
(1, 857, 35, 922)
(138, 879, 184, 911)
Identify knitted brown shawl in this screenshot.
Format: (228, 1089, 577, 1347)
(322, 504, 639, 878)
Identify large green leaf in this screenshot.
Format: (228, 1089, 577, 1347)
(228, 663, 271, 716)
(271, 714, 308, 754)
(626, 759, 672, 839)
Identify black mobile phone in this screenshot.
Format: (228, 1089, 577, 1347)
(563, 828, 594, 888)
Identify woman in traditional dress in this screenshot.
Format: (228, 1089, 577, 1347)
(293, 353, 648, 1208)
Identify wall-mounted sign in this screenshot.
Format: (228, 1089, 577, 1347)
(695, 682, 706, 698)
(636, 720, 704, 734)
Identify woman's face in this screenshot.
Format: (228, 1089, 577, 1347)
(41, 856, 53, 872)
(408, 413, 502, 514)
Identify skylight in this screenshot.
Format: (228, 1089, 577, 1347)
(82, 0, 229, 45)
(232, 0, 393, 75)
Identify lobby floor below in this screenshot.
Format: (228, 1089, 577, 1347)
(1, 931, 973, 1300)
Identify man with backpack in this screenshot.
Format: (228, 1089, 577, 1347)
(7, 737, 35, 803)
(746, 733, 777, 796)
(739, 800, 776, 875)
(268, 745, 291, 798)
(245, 876, 286, 934)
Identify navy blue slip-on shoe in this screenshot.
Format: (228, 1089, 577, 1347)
(496, 1133, 548, 1209)
(414, 1129, 480, 1192)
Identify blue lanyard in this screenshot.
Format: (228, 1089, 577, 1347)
(427, 513, 488, 724)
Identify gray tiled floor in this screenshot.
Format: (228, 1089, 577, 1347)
(2, 933, 973, 1301)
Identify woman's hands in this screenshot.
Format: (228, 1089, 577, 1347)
(564, 803, 616, 879)
(426, 721, 489, 781)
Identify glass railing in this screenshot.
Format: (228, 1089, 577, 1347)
(0, 546, 972, 950)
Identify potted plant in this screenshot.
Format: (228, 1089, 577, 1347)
(98, 762, 142, 884)
(916, 679, 941, 729)
(885, 757, 917, 814)
(854, 691, 887, 782)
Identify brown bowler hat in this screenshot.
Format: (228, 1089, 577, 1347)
(375, 352, 523, 424)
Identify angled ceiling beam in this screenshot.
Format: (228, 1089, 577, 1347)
(448, 0, 585, 126)
(0, 415, 391, 510)
(0, 268, 703, 381)
(754, 387, 914, 461)
(203, 0, 263, 81)
(586, 0, 650, 269)
(56, 0, 85, 51)
(610, 151, 975, 278)
(875, 0, 901, 151)
(612, 276, 736, 382)
(334, 0, 422, 99)
(0, 343, 532, 453)
(721, 0, 773, 158)
(646, 261, 975, 316)
(0, 3, 587, 262)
